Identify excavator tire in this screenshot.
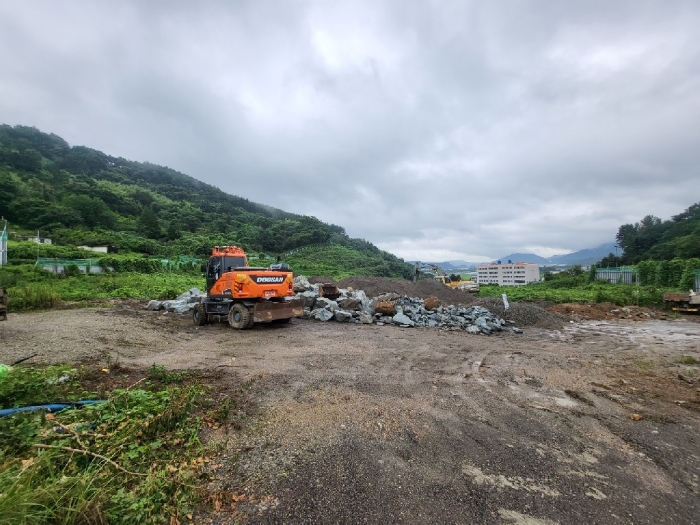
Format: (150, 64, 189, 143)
(245, 313, 256, 329)
(193, 304, 207, 326)
(228, 303, 252, 330)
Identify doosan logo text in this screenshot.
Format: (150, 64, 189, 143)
(255, 276, 285, 284)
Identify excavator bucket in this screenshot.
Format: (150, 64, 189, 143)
(318, 283, 341, 300)
(253, 299, 304, 323)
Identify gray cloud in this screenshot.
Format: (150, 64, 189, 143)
(1, 0, 699, 261)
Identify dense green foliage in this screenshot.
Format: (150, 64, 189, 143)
(635, 258, 700, 289)
(0, 265, 202, 310)
(480, 281, 663, 307)
(614, 204, 700, 264)
(0, 124, 411, 277)
(0, 365, 235, 524)
(287, 243, 414, 280)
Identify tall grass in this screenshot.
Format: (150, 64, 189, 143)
(479, 281, 665, 307)
(0, 366, 219, 524)
(0, 267, 204, 311)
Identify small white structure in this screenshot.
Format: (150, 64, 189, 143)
(477, 261, 540, 286)
(21, 234, 51, 244)
(78, 245, 109, 253)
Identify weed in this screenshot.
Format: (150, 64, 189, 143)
(676, 355, 699, 365)
(0, 366, 217, 525)
(636, 359, 655, 374)
(210, 394, 234, 425)
(0, 365, 78, 407)
(147, 363, 189, 384)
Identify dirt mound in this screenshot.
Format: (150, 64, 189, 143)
(547, 302, 666, 321)
(473, 297, 566, 329)
(331, 276, 478, 306)
(308, 276, 337, 285)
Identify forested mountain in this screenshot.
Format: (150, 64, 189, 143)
(0, 124, 412, 278)
(614, 205, 700, 264)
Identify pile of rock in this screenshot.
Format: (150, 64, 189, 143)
(146, 288, 204, 314)
(294, 276, 507, 335)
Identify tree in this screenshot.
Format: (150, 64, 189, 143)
(597, 253, 622, 268)
(138, 207, 161, 239)
(0, 172, 19, 207)
(61, 195, 116, 229)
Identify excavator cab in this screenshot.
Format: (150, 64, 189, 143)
(205, 254, 246, 292)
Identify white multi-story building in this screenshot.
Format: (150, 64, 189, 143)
(476, 261, 540, 286)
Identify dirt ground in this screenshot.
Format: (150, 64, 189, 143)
(1, 300, 699, 524)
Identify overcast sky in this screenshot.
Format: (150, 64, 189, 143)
(1, 1, 698, 262)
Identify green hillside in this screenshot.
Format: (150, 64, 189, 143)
(615, 204, 700, 264)
(0, 124, 412, 279)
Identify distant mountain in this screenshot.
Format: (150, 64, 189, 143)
(550, 242, 619, 265)
(408, 244, 619, 271)
(410, 260, 478, 272)
(445, 260, 471, 267)
(496, 243, 618, 267)
(494, 253, 550, 264)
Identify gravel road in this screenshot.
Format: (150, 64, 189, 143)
(1, 304, 699, 524)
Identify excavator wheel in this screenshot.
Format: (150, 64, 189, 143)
(245, 313, 256, 329)
(193, 304, 207, 326)
(228, 303, 252, 330)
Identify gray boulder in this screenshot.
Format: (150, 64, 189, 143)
(172, 303, 195, 314)
(312, 308, 334, 322)
(334, 310, 353, 322)
(392, 313, 415, 326)
(299, 291, 317, 309)
(358, 312, 374, 324)
(293, 275, 313, 292)
(316, 297, 339, 312)
(338, 297, 362, 311)
(176, 288, 204, 301)
(146, 300, 162, 311)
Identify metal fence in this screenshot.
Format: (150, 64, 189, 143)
(36, 258, 105, 274)
(594, 267, 637, 284)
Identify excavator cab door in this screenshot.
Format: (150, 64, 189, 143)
(206, 257, 221, 293)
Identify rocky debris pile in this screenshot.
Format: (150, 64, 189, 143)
(145, 288, 204, 314)
(294, 276, 506, 335)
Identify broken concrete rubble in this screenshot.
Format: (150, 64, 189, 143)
(294, 278, 506, 335)
(145, 288, 205, 314)
(147, 279, 508, 335)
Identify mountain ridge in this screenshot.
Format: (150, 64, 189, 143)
(0, 124, 414, 279)
(422, 242, 618, 270)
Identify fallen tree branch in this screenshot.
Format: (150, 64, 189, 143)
(31, 443, 147, 477)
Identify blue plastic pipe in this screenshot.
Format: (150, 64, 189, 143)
(0, 400, 106, 418)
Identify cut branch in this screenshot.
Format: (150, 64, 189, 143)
(31, 443, 147, 477)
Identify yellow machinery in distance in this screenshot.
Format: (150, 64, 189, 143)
(426, 264, 479, 292)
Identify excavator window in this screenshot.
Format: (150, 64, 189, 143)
(222, 256, 246, 270)
(205, 256, 248, 292)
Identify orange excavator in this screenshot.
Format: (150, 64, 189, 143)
(193, 246, 303, 329)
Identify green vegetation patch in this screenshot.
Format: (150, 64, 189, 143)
(286, 243, 412, 280)
(479, 280, 664, 307)
(0, 365, 235, 524)
(0, 267, 203, 311)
